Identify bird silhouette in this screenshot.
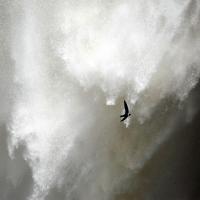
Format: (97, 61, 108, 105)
(120, 100, 131, 122)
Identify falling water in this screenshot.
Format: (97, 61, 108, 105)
(0, 0, 200, 200)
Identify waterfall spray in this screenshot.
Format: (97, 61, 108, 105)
(0, 0, 200, 200)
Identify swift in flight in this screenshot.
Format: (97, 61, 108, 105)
(120, 100, 131, 122)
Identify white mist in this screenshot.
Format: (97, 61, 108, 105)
(0, 0, 200, 200)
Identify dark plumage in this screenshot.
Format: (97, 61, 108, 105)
(120, 100, 131, 122)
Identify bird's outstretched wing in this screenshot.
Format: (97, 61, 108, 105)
(124, 100, 129, 114)
(120, 116, 127, 122)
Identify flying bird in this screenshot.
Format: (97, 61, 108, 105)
(120, 100, 131, 122)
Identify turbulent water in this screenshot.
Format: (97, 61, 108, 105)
(1, 0, 200, 200)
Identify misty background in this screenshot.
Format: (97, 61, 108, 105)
(0, 0, 200, 200)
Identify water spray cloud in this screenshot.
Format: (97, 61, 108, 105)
(0, 0, 200, 200)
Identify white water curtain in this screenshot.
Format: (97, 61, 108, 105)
(0, 0, 200, 200)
